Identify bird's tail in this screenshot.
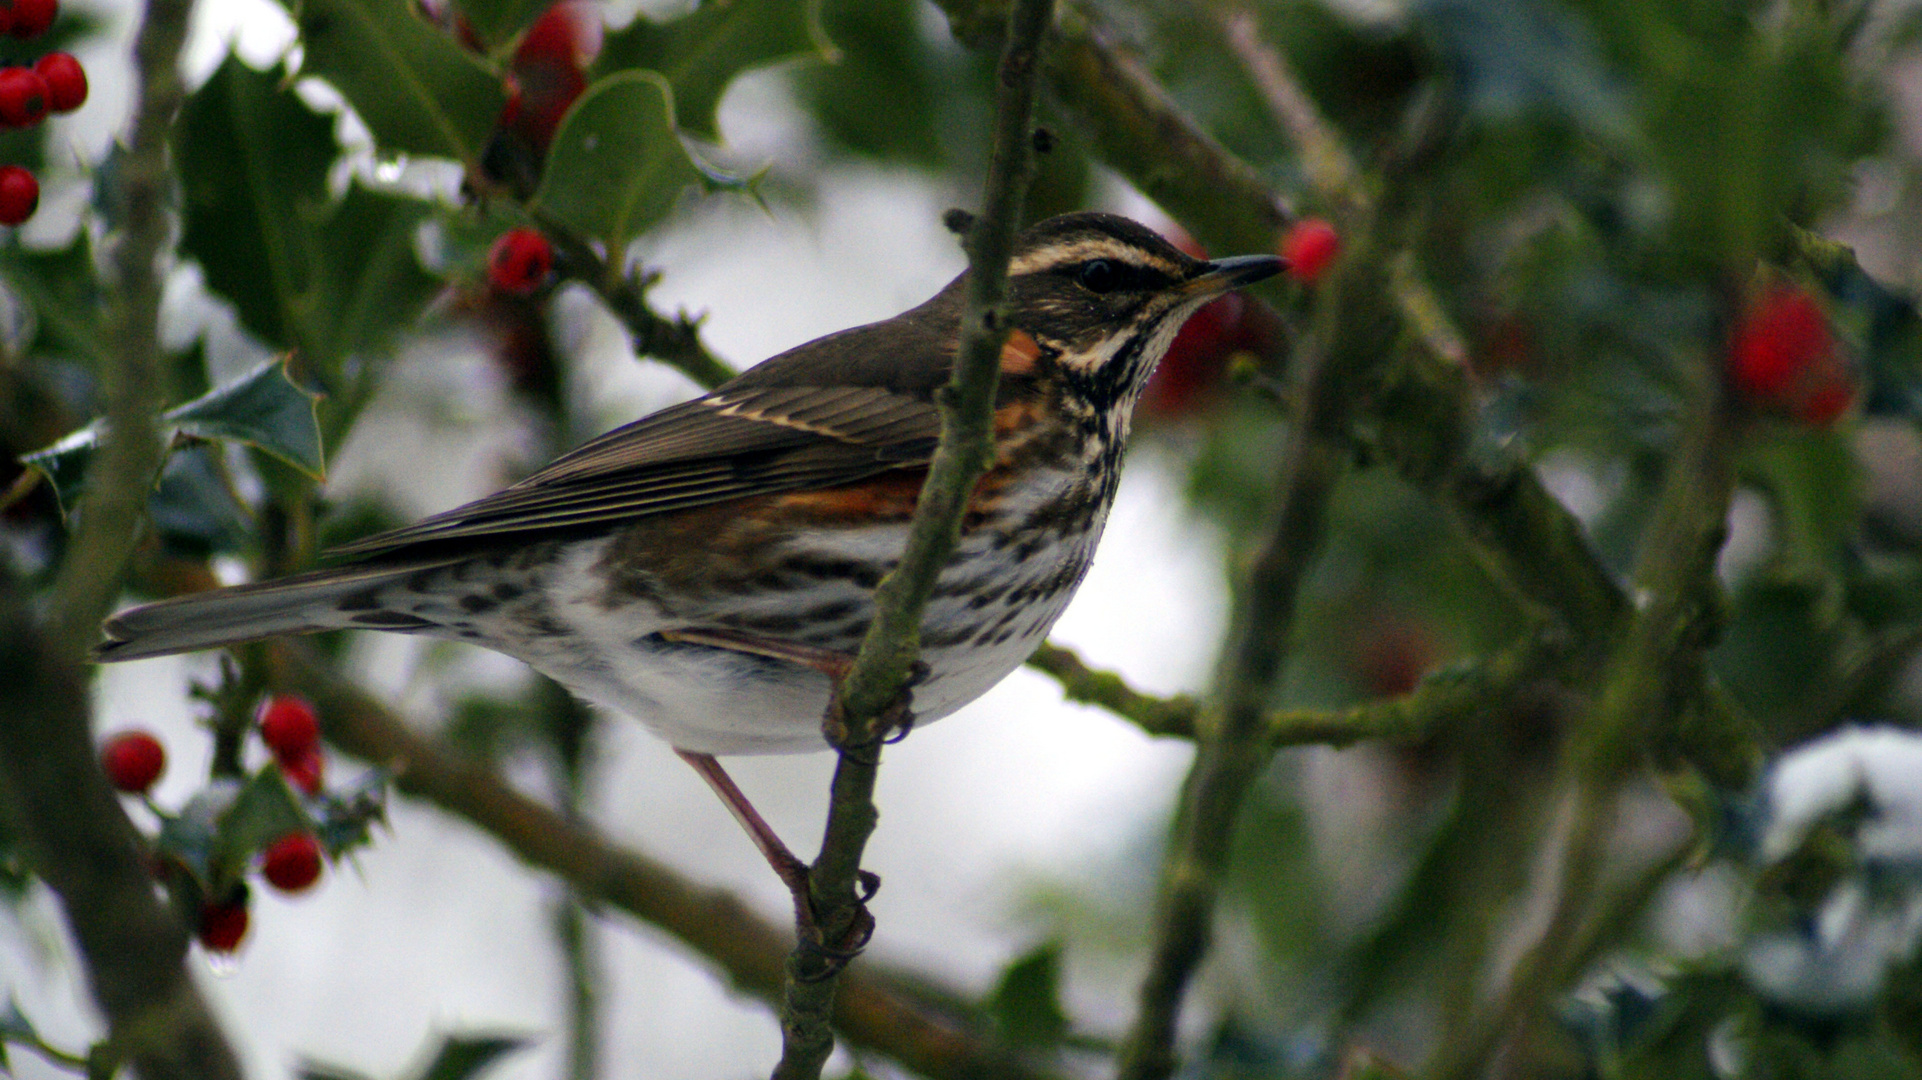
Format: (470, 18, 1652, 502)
(94, 561, 452, 663)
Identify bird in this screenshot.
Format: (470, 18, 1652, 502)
(96, 211, 1282, 884)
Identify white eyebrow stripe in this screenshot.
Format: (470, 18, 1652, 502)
(1008, 237, 1186, 277)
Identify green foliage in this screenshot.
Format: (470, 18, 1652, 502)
(988, 941, 1071, 1049)
(0, 232, 110, 371)
(287, 0, 507, 168)
(593, 0, 833, 142)
(531, 71, 708, 257)
(21, 358, 322, 515)
(299, 1033, 531, 1080)
(176, 55, 438, 388)
(453, 0, 550, 53)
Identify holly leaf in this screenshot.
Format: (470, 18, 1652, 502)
(179, 53, 438, 393)
(988, 941, 1070, 1049)
(18, 423, 97, 515)
(212, 767, 312, 869)
(311, 769, 389, 857)
(454, 0, 549, 53)
(167, 358, 325, 479)
(148, 444, 253, 555)
(532, 71, 705, 254)
(290, 0, 506, 168)
(19, 357, 324, 515)
(414, 1035, 530, 1080)
(592, 0, 832, 141)
(177, 55, 335, 357)
(304, 184, 441, 382)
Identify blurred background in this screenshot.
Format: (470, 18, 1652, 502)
(2, 0, 1921, 1077)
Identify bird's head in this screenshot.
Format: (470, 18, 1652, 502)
(1000, 212, 1283, 411)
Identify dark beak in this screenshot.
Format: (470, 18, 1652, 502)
(1183, 253, 1286, 296)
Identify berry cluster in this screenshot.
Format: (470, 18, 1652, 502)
(0, 0, 87, 228)
(98, 692, 340, 955)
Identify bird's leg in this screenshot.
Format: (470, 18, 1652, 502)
(673, 749, 816, 924)
(660, 627, 898, 955)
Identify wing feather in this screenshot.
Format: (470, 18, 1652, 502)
(327, 384, 940, 560)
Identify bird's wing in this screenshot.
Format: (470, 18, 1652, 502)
(326, 383, 940, 559)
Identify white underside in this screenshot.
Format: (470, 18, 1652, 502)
(479, 469, 1107, 754)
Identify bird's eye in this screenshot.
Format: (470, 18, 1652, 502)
(1077, 259, 1119, 294)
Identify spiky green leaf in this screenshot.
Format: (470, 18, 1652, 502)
(166, 358, 325, 479)
(291, 0, 506, 167)
(532, 71, 703, 253)
(593, 0, 831, 141)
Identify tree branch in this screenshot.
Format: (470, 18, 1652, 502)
(0, 0, 245, 1075)
(263, 642, 1063, 1080)
(1028, 634, 1552, 750)
(1115, 256, 1367, 1080)
(44, 0, 194, 660)
(771, 3, 1056, 1075)
(535, 221, 735, 390)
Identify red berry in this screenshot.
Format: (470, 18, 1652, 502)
(1729, 284, 1832, 403)
(260, 832, 324, 893)
(197, 896, 249, 953)
(0, 67, 47, 128)
(488, 228, 554, 295)
(1280, 218, 1341, 283)
(515, 1, 600, 67)
(279, 746, 325, 795)
(257, 694, 320, 760)
(100, 730, 166, 794)
(3, 0, 54, 39)
(0, 166, 38, 225)
(34, 53, 84, 112)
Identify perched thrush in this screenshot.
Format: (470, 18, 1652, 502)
(98, 211, 1280, 761)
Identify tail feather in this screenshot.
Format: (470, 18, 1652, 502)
(95, 561, 453, 662)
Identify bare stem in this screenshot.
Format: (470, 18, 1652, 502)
(534, 217, 735, 390)
(1115, 239, 1377, 1080)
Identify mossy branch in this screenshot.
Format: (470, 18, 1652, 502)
(771, 2, 1056, 1076)
(1028, 634, 1551, 749)
(0, 1, 245, 1075)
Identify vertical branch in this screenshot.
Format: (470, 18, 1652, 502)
(45, 0, 191, 660)
(768, 1, 1056, 1077)
(1115, 263, 1363, 1080)
(1115, 16, 1373, 1079)
(0, 3, 243, 1077)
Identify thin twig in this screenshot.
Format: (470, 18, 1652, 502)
(770, 3, 1056, 1076)
(1218, 8, 1359, 206)
(1028, 633, 1552, 749)
(535, 218, 735, 390)
(264, 642, 1061, 1080)
(1114, 257, 1368, 1079)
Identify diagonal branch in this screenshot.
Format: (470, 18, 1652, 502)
(771, 6, 1057, 1074)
